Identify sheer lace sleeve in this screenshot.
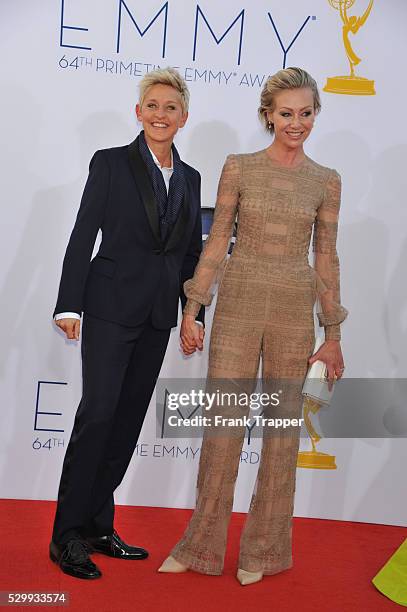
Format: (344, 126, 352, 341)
(313, 169, 348, 341)
(183, 155, 240, 318)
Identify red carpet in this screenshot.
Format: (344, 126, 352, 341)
(0, 499, 404, 611)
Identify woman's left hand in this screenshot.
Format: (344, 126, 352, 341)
(308, 340, 345, 389)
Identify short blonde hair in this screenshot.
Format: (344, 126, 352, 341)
(139, 67, 190, 114)
(258, 67, 321, 134)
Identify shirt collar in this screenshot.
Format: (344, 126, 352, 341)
(148, 146, 173, 171)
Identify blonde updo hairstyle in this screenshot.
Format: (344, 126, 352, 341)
(139, 67, 190, 114)
(258, 67, 321, 135)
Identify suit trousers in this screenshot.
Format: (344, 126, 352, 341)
(52, 313, 171, 545)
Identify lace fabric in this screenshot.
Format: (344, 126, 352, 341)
(172, 150, 348, 575)
(183, 154, 240, 315)
(183, 151, 347, 340)
(312, 169, 348, 340)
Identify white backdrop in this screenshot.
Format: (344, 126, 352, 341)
(1, 0, 406, 526)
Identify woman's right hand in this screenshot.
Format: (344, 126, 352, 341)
(55, 318, 81, 340)
(180, 314, 204, 355)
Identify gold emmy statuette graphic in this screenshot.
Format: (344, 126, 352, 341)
(297, 397, 337, 469)
(324, 0, 375, 95)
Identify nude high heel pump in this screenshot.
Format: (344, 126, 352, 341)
(236, 568, 264, 586)
(158, 556, 188, 573)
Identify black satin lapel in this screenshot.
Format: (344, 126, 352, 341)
(164, 179, 191, 252)
(128, 138, 161, 246)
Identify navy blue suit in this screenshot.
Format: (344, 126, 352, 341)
(54, 137, 204, 327)
(52, 136, 204, 544)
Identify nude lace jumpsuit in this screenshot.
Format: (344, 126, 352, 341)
(170, 150, 348, 575)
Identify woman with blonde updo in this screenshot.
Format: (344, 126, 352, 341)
(159, 67, 347, 585)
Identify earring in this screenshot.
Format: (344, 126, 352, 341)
(268, 121, 273, 129)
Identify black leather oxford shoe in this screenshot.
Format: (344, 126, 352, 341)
(49, 539, 102, 579)
(86, 530, 149, 560)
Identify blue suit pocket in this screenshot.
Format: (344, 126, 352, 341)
(90, 255, 116, 278)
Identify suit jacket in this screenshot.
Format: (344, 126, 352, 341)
(54, 136, 204, 329)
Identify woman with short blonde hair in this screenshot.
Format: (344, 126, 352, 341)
(139, 67, 190, 114)
(50, 67, 204, 580)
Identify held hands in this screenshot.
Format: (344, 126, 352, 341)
(180, 314, 205, 355)
(55, 318, 81, 341)
(308, 340, 345, 390)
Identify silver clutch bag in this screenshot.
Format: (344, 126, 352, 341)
(302, 336, 334, 406)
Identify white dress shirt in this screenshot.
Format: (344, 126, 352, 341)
(55, 146, 201, 325)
